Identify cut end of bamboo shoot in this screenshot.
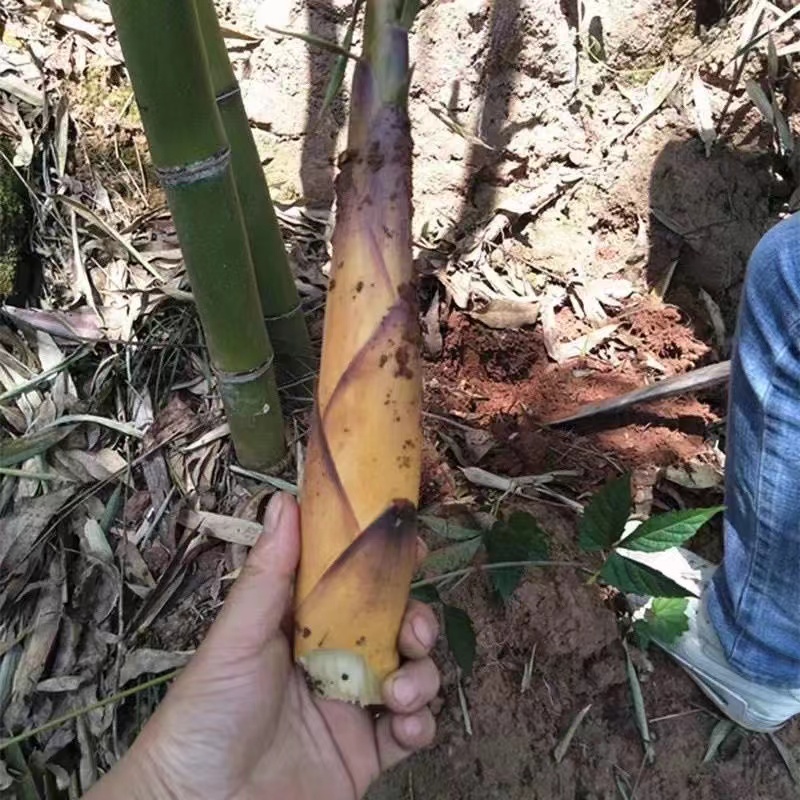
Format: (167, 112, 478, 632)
(299, 650, 383, 706)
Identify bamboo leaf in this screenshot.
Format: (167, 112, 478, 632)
(38, 414, 145, 439)
(0, 426, 76, 468)
(2, 742, 41, 800)
(600, 553, 694, 598)
(633, 597, 689, 649)
(318, 0, 363, 122)
(692, 70, 716, 157)
(419, 514, 483, 541)
(621, 507, 723, 553)
(773, 104, 795, 156)
(262, 24, 361, 60)
(401, 0, 421, 29)
(411, 584, 440, 604)
(745, 79, 774, 123)
(623, 641, 654, 763)
(443, 604, 475, 675)
(56, 195, 165, 282)
(703, 719, 736, 764)
(768, 34, 779, 82)
(553, 704, 592, 763)
(484, 511, 548, 600)
(423, 537, 483, 574)
(0, 489, 73, 572)
(579, 475, 631, 552)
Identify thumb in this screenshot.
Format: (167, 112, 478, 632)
(204, 492, 300, 652)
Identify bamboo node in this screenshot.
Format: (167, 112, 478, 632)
(214, 354, 275, 385)
(215, 84, 241, 104)
(156, 147, 231, 188)
(264, 301, 303, 322)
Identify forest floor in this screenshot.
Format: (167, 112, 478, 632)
(2, 0, 800, 797)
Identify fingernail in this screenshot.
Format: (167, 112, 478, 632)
(391, 676, 418, 707)
(412, 615, 435, 649)
(265, 492, 286, 532)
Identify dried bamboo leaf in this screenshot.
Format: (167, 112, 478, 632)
(4, 557, 64, 731)
(56, 196, 165, 283)
(0, 307, 104, 342)
(0, 489, 73, 574)
(692, 70, 716, 157)
(703, 719, 736, 763)
(119, 649, 191, 686)
(467, 297, 540, 330)
(745, 79, 774, 123)
(553, 704, 592, 763)
(36, 676, 83, 693)
(178, 509, 262, 547)
(617, 65, 682, 143)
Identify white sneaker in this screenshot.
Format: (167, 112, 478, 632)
(630, 549, 800, 733)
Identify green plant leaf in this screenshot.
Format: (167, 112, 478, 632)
(410, 584, 440, 604)
(422, 537, 483, 573)
(317, 0, 363, 123)
(622, 507, 723, 553)
(262, 24, 360, 60)
(633, 597, 690, 649)
(0, 426, 76, 468)
(443, 604, 475, 675)
(484, 511, 549, 600)
(600, 553, 694, 598)
(401, 0, 421, 28)
(579, 474, 631, 552)
(419, 515, 483, 541)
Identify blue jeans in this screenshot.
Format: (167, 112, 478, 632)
(708, 212, 800, 688)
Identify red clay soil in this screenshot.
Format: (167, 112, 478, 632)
(369, 302, 800, 800)
(422, 300, 719, 497)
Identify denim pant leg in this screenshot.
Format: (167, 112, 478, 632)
(708, 212, 800, 688)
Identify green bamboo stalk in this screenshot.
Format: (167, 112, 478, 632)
(194, 0, 316, 392)
(109, 0, 286, 468)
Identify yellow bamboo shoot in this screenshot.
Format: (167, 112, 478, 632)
(294, 0, 420, 705)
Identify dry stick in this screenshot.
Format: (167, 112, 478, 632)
(546, 361, 731, 428)
(0, 670, 182, 753)
(412, 559, 594, 590)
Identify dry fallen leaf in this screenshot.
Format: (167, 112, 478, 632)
(467, 297, 540, 330)
(692, 69, 716, 157)
(0, 488, 73, 575)
(4, 556, 64, 730)
(178, 509, 262, 547)
(119, 648, 191, 686)
(541, 299, 618, 363)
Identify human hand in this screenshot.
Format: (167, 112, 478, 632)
(87, 492, 440, 800)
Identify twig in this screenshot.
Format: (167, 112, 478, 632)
(412, 559, 593, 589)
(0, 670, 182, 752)
(554, 703, 592, 763)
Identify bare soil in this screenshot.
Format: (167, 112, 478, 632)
(4, 0, 800, 796)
